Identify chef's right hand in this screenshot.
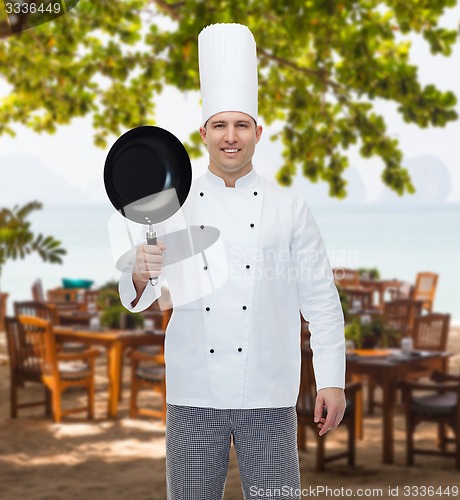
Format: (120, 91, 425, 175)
(133, 241, 166, 283)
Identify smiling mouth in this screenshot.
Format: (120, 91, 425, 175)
(221, 148, 241, 154)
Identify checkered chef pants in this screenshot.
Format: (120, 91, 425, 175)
(166, 404, 301, 500)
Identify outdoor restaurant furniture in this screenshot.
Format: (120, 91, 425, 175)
(9, 315, 99, 422)
(83, 289, 100, 311)
(129, 348, 166, 422)
(14, 300, 59, 325)
(382, 299, 423, 339)
(400, 370, 460, 470)
(53, 325, 165, 418)
(332, 268, 378, 316)
(413, 313, 450, 352)
(56, 309, 98, 327)
(47, 285, 96, 308)
(126, 307, 169, 421)
(297, 345, 361, 471)
(333, 268, 412, 312)
(32, 279, 80, 313)
(14, 301, 86, 353)
(0, 292, 8, 331)
(366, 299, 425, 413)
(399, 313, 452, 384)
(47, 287, 82, 304)
(412, 271, 438, 314)
(346, 348, 451, 464)
(342, 287, 376, 316)
(4, 317, 51, 418)
(360, 278, 408, 310)
(358, 311, 449, 415)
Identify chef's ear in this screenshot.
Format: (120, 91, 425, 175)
(199, 125, 207, 144)
(255, 124, 263, 144)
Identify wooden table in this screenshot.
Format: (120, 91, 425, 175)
(54, 326, 165, 418)
(58, 310, 97, 327)
(346, 348, 450, 464)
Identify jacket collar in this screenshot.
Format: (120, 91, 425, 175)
(205, 167, 257, 188)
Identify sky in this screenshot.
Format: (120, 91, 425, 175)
(0, 5, 459, 204)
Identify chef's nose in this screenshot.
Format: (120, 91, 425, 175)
(225, 126, 237, 143)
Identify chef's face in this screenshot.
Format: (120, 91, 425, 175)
(199, 111, 263, 181)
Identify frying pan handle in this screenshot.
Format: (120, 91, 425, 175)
(146, 229, 158, 286)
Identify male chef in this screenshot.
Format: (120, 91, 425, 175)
(119, 23, 346, 500)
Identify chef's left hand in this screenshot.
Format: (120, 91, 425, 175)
(314, 387, 346, 436)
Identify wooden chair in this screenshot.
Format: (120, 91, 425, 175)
(126, 307, 170, 412)
(297, 345, 361, 471)
(412, 313, 450, 352)
(129, 348, 166, 422)
(383, 298, 423, 340)
(14, 301, 86, 353)
(400, 313, 451, 384)
(401, 371, 460, 469)
(412, 272, 438, 314)
(4, 316, 51, 418)
(13, 315, 99, 422)
(14, 301, 60, 325)
(368, 312, 450, 415)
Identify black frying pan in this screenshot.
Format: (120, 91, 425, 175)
(104, 126, 192, 224)
(104, 125, 193, 284)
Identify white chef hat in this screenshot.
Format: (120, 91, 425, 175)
(198, 23, 258, 126)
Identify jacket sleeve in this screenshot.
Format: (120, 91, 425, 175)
(118, 223, 165, 313)
(291, 196, 345, 391)
(119, 271, 163, 313)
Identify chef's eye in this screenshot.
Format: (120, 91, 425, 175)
(214, 124, 224, 128)
(237, 123, 248, 127)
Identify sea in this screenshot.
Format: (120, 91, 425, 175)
(1, 203, 459, 323)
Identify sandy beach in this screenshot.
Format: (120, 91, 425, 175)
(1, 329, 459, 500)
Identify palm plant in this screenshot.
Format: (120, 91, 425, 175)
(0, 201, 66, 319)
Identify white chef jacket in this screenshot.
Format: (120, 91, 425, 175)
(119, 167, 345, 409)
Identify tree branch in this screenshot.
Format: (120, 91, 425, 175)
(150, 0, 183, 21)
(0, 20, 12, 39)
(258, 47, 347, 95)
